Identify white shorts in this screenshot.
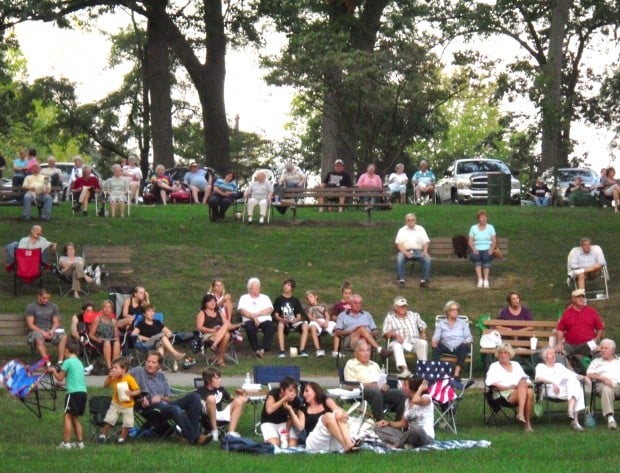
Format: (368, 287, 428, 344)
(103, 402, 135, 428)
(308, 320, 336, 336)
(260, 421, 298, 442)
(215, 404, 231, 423)
(305, 416, 343, 452)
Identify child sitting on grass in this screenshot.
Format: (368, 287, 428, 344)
(48, 340, 88, 449)
(98, 357, 141, 445)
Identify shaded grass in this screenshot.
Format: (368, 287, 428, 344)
(0, 386, 618, 473)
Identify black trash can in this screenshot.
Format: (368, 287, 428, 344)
(487, 172, 511, 205)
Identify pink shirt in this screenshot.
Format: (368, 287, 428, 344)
(357, 173, 382, 188)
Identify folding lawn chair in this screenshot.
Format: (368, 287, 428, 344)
(193, 377, 231, 437)
(88, 395, 120, 442)
(13, 248, 43, 296)
(566, 245, 610, 301)
(415, 360, 473, 434)
(0, 357, 57, 418)
(483, 383, 517, 425)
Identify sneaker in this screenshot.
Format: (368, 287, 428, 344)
(316, 350, 325, 357)
(398, 279, 405, 288)
(58, 441, 73, 449)
(94, 266, 101, 286)
(566, 276, 572, 287)
(247, 217, 252, 224)
(116, 437, 126, 445)
(608, 416, 618, 430)
(570, 419, 583, 431)
(420, 279, 428, 288)
(97, 435, 106, 444)
(74, 441, 85, 449)
(477, 280, 483, 288)
(483, 280, 489, 288)
(211, 430, 219, 442)
(84, 364, 94, 376)
(278, 351, 286, 358)
(332, 351, 340, 358)
(299, 350, 309, 358)
(227, 431, 241, 438)
(259, 216, 265, 225)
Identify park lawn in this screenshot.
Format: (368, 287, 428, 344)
(1, 202, 619, 472)
(0, 385, 618, 473)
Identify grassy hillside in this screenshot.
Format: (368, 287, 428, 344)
(1, 202, 618, 370)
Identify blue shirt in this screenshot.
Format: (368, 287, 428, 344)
(469, 224, 496, 251)
(213, 178, 238, 194)
(184, 169, 209, 189)
(432, 318, 472, 351)
(335, 310, 377, 332)
(412, 169, 436, 186)
(129, 366, 171, 398)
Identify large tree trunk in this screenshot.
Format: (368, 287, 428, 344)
(144, 0, 174, 170)
(540, 0, 570, 170)
(320, 0, 389, 178)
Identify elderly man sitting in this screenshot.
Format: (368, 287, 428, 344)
(22, 162, 53, 222)
(587, 339, 620, 430)
(334, 293, 392, 359)
(344, 340, 406, 421)
(5, 224, 57, 271)
(382, 296, 428, 378)
(567, 237, 607, 290)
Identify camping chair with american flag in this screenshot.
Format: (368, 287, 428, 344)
(415, 360, 473, 435)
(0, 356, 57, 418)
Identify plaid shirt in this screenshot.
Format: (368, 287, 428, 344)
(382, 311, 427, 344)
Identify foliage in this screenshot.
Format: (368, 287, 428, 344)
(426, 0, 620, 168)
(261, 1, 450, 176)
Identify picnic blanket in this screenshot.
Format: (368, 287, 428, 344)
(273, 439, 491, 454)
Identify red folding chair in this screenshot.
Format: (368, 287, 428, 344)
(14, 248, 43, 296)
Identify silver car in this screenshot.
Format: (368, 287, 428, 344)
(435, 158, 521, 204)
(540, 167, 598, 205)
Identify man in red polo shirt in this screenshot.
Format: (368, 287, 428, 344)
(556, 288, 605, 359)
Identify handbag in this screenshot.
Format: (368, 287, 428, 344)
(492, 248, 504, 259)
(584, 407, 596, 428)
(533, 399, 545, 418)
(480, 330, 502, 349)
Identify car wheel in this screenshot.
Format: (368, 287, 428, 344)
(434, 192, 441, 204)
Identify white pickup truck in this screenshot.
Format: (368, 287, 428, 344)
(435, 158, 521, 205)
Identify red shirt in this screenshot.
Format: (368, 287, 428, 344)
(72, 175, 101, 192)
(557, 305, 604, 344)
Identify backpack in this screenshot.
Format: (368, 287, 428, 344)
(220, 434, 275, 454)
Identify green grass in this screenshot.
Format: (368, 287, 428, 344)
(1, 202, 619, 471)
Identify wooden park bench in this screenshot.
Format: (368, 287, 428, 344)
(0, 314, 29, 347)
(275, 187, 392, 223)
(480, 319, 558, 373)
(83, 245, 133, 280)
(430, 237, 509, 262)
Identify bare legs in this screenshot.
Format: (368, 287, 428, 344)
(508, 378, 534, 432)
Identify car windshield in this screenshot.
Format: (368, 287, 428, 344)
(557, 169, 596, 182)
(456, 160, 510, 174)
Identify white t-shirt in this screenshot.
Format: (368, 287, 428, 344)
(237, 293, 274, 324)
(587, 357, 620, 386)
(404, 394, 434, 439)
(394, 225, 430, 250)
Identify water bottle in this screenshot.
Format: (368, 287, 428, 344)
(244, 372, 251, 385)
(279, 428, 288, 448)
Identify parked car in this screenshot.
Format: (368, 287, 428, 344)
(39, 162, 101, 201)
(539, 167, 598, 205)
(435, 158, 521, 205)
(0, 162, 101, 203)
